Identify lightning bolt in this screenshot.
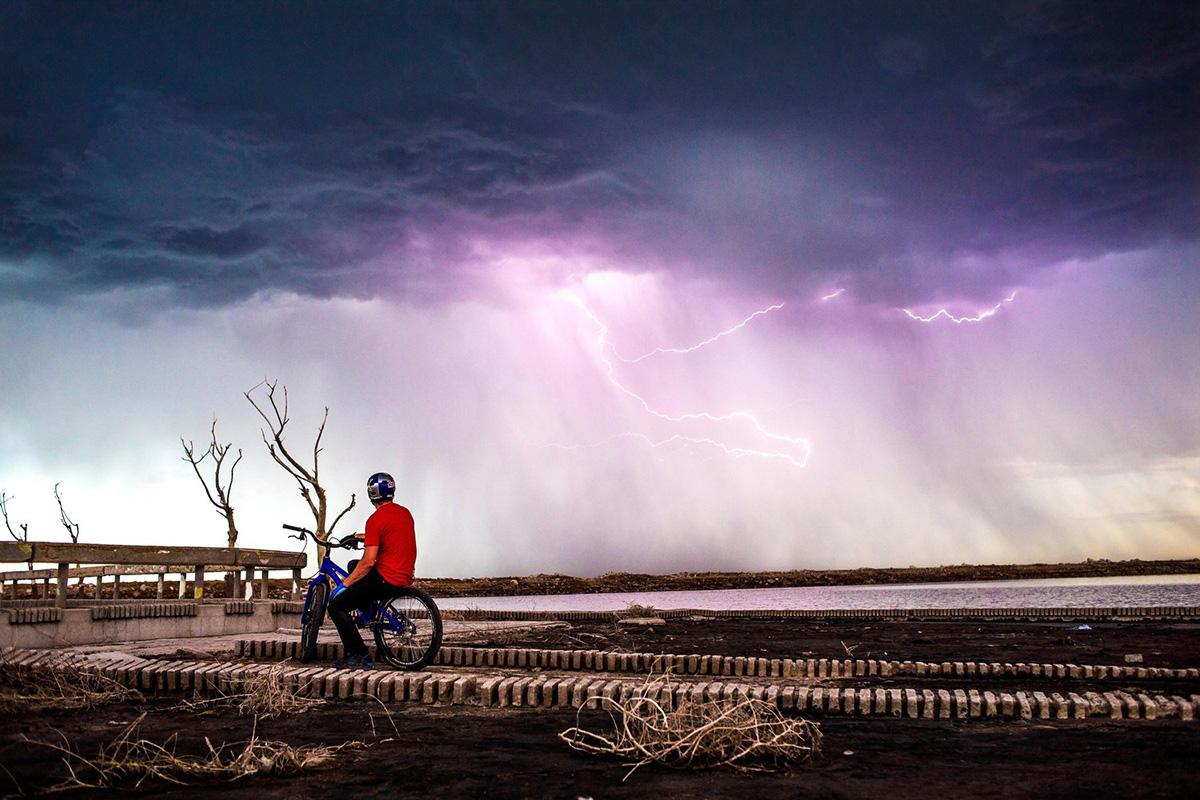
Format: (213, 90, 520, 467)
(561, 296, 811, 467)
(821, 288, 845, 301)
(610, 303, 785, 363)
(536, 432, 809, 465)
(904, 292, 1017, 323)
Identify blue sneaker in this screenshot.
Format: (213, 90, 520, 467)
(335, 653, 374, 669)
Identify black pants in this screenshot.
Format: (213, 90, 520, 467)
(328, 568, 402, 657)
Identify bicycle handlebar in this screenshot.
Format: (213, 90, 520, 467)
(282, 523, 360, 550)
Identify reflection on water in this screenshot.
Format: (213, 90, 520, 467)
(437, 574, 1200, 613)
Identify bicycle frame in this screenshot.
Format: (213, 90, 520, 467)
(286, 522, 441, 668)
(300, 550, 411, 633)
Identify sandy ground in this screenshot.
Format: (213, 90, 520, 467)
(462, 617, 1200, 670)
(2, 700, 1197, 800)
(2, 618, 1200, 796)
(2, 617, 1197, 798)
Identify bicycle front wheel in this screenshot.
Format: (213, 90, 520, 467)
(373, 586, 443, 670)
(300, 580, 328, 664)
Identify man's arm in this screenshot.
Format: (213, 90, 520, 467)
(342, 545, 378, 587)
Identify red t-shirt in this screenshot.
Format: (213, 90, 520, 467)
(364, 502, 416, 586)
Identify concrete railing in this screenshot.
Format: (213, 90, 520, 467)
(0, 564, 305, 603)
(0, 541, 306, 608)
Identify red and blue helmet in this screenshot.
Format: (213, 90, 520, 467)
(367, 472, 396, 502)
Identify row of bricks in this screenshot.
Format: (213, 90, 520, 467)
(4, 647, 1199, 722)
(240, 639, 1200, 683)
(6, 603, 265, 623)
(5, 601, 302, 619)
(4, 607, 63, 624)
(89, 603, 201, 620)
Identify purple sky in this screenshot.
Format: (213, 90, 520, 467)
(1, 1, 1198, 576)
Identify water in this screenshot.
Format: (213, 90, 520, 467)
(437, 574, 1200, 613)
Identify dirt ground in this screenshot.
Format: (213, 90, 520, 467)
(454, 617, 1200, 670)
(2, 618, 1198, 798)
(0, 698, 1197, 799)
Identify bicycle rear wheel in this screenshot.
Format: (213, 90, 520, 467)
(300, 581, 328, 663)
(373, 586, 442, 670)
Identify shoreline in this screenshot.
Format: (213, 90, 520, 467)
(418, 557, 1200, 598)
(8, 557, 1197, 604)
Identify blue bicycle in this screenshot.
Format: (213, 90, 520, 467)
(285, 524, 443, 670)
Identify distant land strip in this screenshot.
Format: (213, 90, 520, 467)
(417, 558, 1200, 598)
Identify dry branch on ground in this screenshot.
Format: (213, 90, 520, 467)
(561, 686, 821, 777)
(235, 665, 324, 719)
(170, 665, 324, 719)
(0, 662, 142, 713)
(616, 603, 660, 620)
(28, 714, 365, 791)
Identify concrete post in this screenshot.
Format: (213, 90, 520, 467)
(113, 574, 121, 600)
(55, 562, 69, 609)
(245, 567, 254, 599)
(260, 568, 269, 600)
(156, 573, 165, 599)
(194, 565, 205, 600)
(178, 573, 186, 598)
(95, 575, 102, 599)
(41, 577, 49, 599)
(292, 569, 302, 600)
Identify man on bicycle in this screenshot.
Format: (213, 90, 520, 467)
(328, 471, 415, 668)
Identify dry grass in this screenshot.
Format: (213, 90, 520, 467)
(561, 684, 822, 778)
(30, 713, 365, 791)
(0, 662, 142, 713)
(616, 602, 660, 620)
(234, 665, 324, 719)
(169, 664, 324, 719)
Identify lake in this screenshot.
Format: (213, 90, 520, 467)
(436, 573, 1200, 613)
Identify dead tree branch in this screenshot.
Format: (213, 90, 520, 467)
(245, 380, 356, 554)
(53, 482, 80, 543)
(329, 493, 357, 535)
(182, 418, 243, 549)
(0, 490, 29, 542)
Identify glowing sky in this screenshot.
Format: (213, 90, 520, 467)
(1, 2, 1198, 576)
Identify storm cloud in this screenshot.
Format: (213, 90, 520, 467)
(1, 2, 1197, 575)
(3, 1, 1196, 309)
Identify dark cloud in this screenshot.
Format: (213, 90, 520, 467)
(0, 0, 1196, 309)
(157, 225, 268, 258)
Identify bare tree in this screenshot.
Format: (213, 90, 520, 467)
(0, 490, 29, 542)
(182, 418, 243, 549)
(245, 380, 356, 555)
(53, 482, 80, 543)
